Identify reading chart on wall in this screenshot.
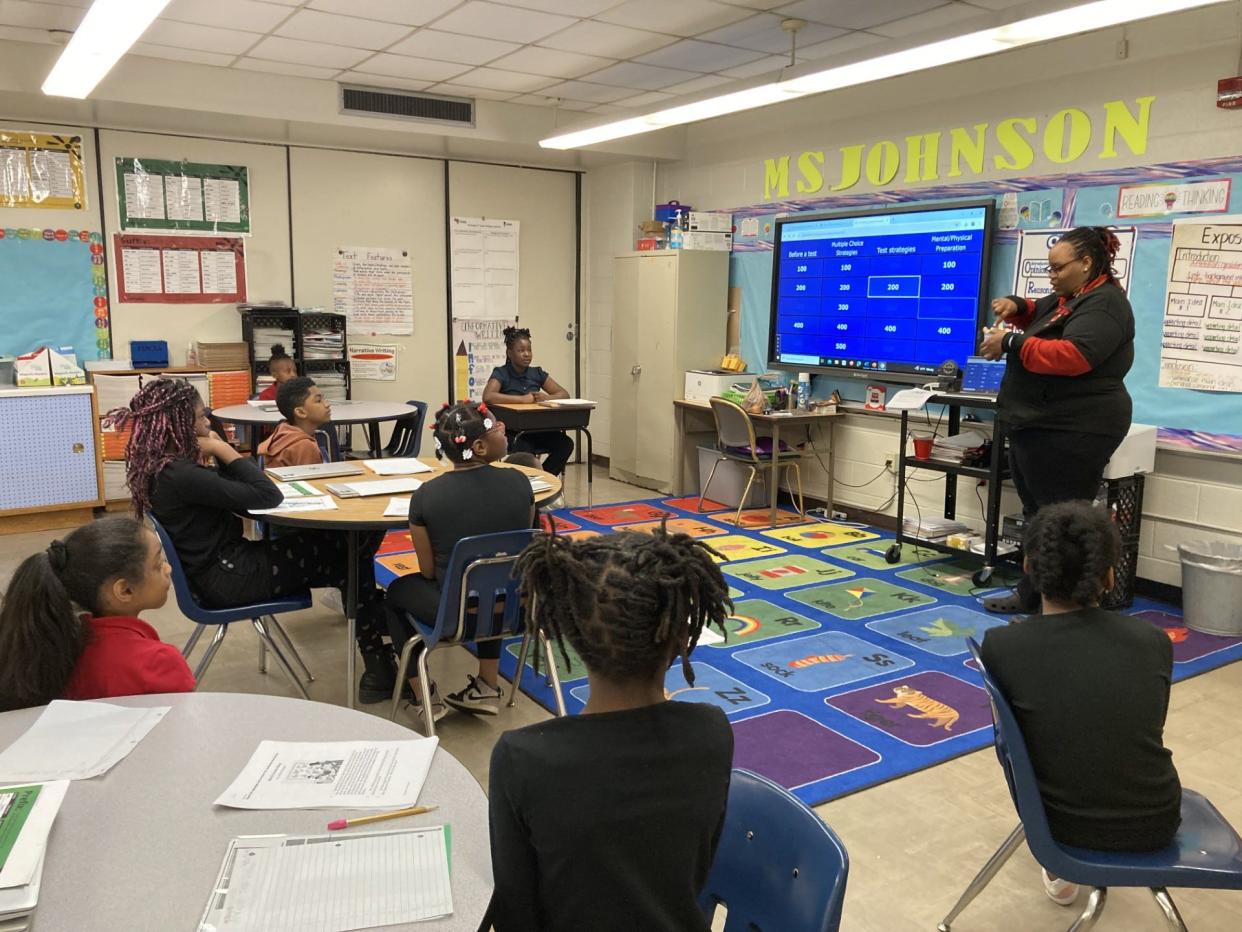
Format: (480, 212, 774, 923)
(115, 158, 250, 234)
(0, 131, 86, 210)
(453, 317, 515, 401)
(449, 217, 519, 320)
(113, 233, 247, 303)
(1013, 227, 1137, 299)
(1159, 217, 1242, 392)
(333, 247, 414, 335)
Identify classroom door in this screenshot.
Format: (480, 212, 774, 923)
(447, 162, 579, 399)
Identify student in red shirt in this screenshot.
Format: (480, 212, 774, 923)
(0, 516, 194, 712)
(256, 344, 297, 401)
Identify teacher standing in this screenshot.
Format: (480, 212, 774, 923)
(979, 227, 1135, 614)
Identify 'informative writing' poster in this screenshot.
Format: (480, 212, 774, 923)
(450, 217, 519, 320)
(453, 317, 516, 402)
(333, 247, 414, 335)
(1159, 218, 1242, 392)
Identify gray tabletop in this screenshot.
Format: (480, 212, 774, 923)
(212, 401, 418, 427)
(0, 693, 491, 931)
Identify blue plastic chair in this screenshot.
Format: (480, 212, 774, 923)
(698, 768, 849, 932)
(149, 515, 316, 700)
(381, 400, 428, 458)
(388, 529, 560, 735)
(940, 639, 1242, 931)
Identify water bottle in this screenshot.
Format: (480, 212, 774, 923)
(798, 372, 811, 410)
(669, 226, 683, 249)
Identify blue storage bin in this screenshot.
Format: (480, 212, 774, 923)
(654, 200, 691, 223)
(130, 340, 169, 368)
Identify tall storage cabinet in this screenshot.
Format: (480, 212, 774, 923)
(610, 250, 729, 491)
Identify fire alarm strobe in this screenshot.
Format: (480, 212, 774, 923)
(1218, 76, 1242, 110)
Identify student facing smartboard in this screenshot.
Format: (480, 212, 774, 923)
(980, 227, 1135, 615)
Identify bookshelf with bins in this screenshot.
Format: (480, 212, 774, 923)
(239, 306, 350, 405)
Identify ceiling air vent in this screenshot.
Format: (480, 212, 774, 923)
(339, 84, 475, 127)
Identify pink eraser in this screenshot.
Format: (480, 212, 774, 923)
(327, 819, 348, 831)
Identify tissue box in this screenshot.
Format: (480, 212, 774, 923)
(14, 346, 87, 386)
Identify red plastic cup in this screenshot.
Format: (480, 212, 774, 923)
(912, 434, 934, 459)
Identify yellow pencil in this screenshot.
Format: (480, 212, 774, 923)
(327, 805, 437, 831)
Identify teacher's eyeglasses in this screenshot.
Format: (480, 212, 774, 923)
(1045, 258, 1084, 275)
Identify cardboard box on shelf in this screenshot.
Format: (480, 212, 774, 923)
(682, 231, 732, 251)
(14, 346, 86, 386)
(688, 212, 733, 233)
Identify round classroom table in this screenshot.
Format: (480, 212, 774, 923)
(260, 458, 561, 708)
(0, 692, 491, 932)
(212, 400, 419, 456)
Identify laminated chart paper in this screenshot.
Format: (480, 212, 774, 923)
(0, 131, 86, 209)
(449, 217, 519, 320)
(114, 233, 247, 303)
(452, 317, 515, 401)
(333, 247, 413, 335)
(1159, 218, 1242, 392)
(1012, 227, 1136, 301)
(115, 158, 249, 234)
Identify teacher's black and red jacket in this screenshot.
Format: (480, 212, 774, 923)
(996, 275, 1135, 436)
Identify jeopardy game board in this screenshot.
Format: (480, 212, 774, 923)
(376, 497, 1242, 807)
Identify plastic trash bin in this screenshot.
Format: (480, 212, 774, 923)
(1178, 541, 1242, 636)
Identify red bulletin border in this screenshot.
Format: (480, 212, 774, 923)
(114, 232, 247, 303)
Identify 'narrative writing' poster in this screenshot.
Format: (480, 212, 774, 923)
(1160, 218, 1242, 392)
(348, 343, 398, 381)
(453, 317, 516, 401)
(1012, 227, 1137, 301)
(0, 131, 87, 209)
(333, 247, 414, 335)
(450, 217, 519, 320)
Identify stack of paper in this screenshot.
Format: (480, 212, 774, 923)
(252, 326, 294, 359)
(539, 398, 596, 408)
(902, 516, 970, 540)
(302, 328, 344, 360)
(0, 701, 169, 784)
(528, 475, 554, 493)
(326, 478, 423, 499)
(314, 371, 348, 402)
(929, 430, 989, 465)
(0, 781, 69, 931)
(362, 458, 433, 476)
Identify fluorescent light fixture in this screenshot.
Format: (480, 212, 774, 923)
(540, 0, 1228, 149)
(42, 0, 172, 99)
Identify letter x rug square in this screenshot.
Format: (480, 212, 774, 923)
(375, 497, 1242, 807)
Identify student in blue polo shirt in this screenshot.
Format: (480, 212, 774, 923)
(483, 326, 574, 475)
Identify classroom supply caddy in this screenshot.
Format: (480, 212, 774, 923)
(238, 305, 351, 403)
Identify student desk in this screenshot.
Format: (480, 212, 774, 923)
(0, 693, 491, 931)
(672, 399, 840, 527)
(487, 402, 594, 504)
(213, 400, 419, 457)
(259, 459, 561, 708)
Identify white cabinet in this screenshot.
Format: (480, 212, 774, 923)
(610, 250, 729, 491)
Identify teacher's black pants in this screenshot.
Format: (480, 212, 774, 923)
(1007, 426, 1124, 607)
(512, 430, 573, 476)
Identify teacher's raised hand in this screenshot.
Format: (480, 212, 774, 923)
(979, 327, 1006, 361)
(991, 296, 1020, 323)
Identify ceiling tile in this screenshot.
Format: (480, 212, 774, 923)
(719, 52, 788, 78)
(0, 0, 84, 30)
(246, 35, 374, 68)
(130, 42, 236, 67)
(509, 93, 560, 106)
(614, 89, 675, 108)
(388, 30, 519, 65)
(872, 3, 988, 38)
(0, 24, 58, 43)
(451, 66, 556, 92)
(491, 0, 624, 13)
(537, 79, 633, 102)
(595, 0, 751, 36)
(587, 102, 626, 113)
(702, 17, 846, 53)
(427, 82, 520, 101)
(581, 60, 701, 90)
(711, 0, 787, 7)
(777, 0, 944, 31)
(796, 30, 886, 61)
(635, 39, 765, 72)
(141, 21, 262, 55)
(434, 1, 577, 43)
(537, 20, 675, 58)
(338, 71, 432, 91)
(964, 0, 1036, 7)
(308, 0, 462, 24)
(234, 57, 343, 79)
(162, 0, 292, 33)
(349, 52, 472, 81)
(489, 45, 613, 78)
(275, 9, 413, 49)
(661, 72, 732, 95)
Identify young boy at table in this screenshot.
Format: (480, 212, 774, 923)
(0, 516, 194, 711)
(385, 402, 533, 720)
(482, 326, 574, 476)
(256, 343, 297, 401)
(486, 529, 734, 931)
(113, 377, 397, 704)
(257, 376, 331, 468)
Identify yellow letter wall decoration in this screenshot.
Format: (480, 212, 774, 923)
(796, 150, 826, 194)
(764, 155, 790, 199)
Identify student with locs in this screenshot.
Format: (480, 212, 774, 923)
(113, 378, 397, 703)
(486, 529, 734, 932)
(980, 226, 1135, 614)
(981, 501, 1181, 907)
(482, 326, 574, 475)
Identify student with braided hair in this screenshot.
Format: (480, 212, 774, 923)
(980, 226, 1136, 614)
(981, 501, 1180, 906)
(482, 325, 574, 475)
(386, 401, 533, 720)
(486, 529, 734, 932)
(256, 343, 296, 401)
(113, 378, 398, 704)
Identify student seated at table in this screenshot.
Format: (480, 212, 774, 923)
(981, 500, 1182, 906)
(487, 529, 734, 932)
(257, 376, 330, 468)
(0, 516, 194, 711)
(482, 326, 574, 476)
(113, 378, 397, 704)
(386, 402, 534, 719)
(256, 343, 297, 401)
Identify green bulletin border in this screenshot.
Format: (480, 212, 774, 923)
(115, 158, 250, 234)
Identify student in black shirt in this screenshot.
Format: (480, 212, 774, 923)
(482, 326, 574, 475)
(115, 378, 395, 703)
(385, 402, 534, 720)
(487, 529, 735, 932)
(981, 501, 1181, 907)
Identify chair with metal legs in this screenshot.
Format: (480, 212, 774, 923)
(506, 598, 568, 718)
(699, 397, 805, 526)
(939, 639, 1242, 932)
(149, 516, 315, 700)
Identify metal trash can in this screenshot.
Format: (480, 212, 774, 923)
(1179, 541, 1242, 636)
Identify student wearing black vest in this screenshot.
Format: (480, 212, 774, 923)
(979, 227, 1135, 613)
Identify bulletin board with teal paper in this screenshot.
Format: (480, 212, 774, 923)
(0, 227, 110, 362)
(726, 155, 1242, 453)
